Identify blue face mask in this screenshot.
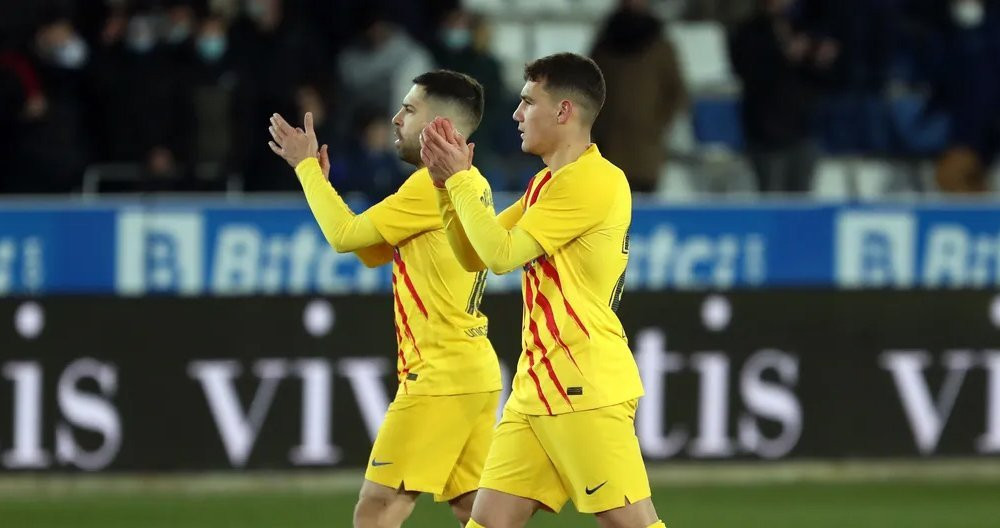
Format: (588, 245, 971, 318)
(441, 28, 472, 51)
(953, 1, 985, 28)
(127, 34, 156, 54)
(127, 17, 157, 54)
(197, 36, 227, 62)
(53, 36, 89, 70)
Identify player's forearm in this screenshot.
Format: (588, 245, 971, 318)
(295, 158, 387, 253)
(446, 171, 543, 274)
(437, 189, 487, 272)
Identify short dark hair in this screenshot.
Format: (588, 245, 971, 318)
(413, 70, 485, 132)
(524, 53, 606, 123)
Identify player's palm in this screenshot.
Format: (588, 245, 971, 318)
(268, 112, 319, 168)
(421, 118, 474, 185)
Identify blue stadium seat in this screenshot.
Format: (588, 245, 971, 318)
(691, 97, 744, 151)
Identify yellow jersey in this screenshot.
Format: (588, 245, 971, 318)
(512, 145, 643, 415)
(296, 159, 500, 396)
(439, 145, 643, 416)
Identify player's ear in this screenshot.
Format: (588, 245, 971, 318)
(556, 99, 573, 125)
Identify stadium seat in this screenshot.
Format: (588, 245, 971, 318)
(989, 163, 1000, 194)
(534, 22, 596, 57)
(463, 0, 507, 15)
(491, 21, 531, 88)
(666, 110, 697, 156)
(657, 161, 698, 201)
(888, 95, 950, 156)
(691, 96, 743, 151)
(576, 0, 618, 17)
(813, 157, 936, 199)
(666, 21, 739, 93)
(701, 152, 757, 195)
(811, 158, 852, 200)
(461, 0, 495, 13)
(854, 159, 895, 199)
(511, 0, 572, 14)
(81, 163, 143, 195)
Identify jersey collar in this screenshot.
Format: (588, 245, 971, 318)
(551, 144, 601, 178)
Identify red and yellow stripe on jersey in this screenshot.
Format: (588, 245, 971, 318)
(443, 145, 644, 415)
(296, 158, 500, 397)
(366, 167, 498, 396)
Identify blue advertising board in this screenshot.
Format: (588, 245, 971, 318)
(1, 197, 999, 295)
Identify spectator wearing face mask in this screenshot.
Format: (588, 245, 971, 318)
(195, 14, 231, 70)
(91, 8, 196, 191)
(190, 13, 240, 189)
(432, 8, 516, 187)
(162, 0, 197, 60)
(925, 0, 1000, 192)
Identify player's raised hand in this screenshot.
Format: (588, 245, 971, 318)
(437, 118, 477, 171)
(268, 112, 319, 168)
(421, 117, 474, 186)
(318, 144, 331, 179)
(421, 122, 449, 187)
(419, 129, 438, 179)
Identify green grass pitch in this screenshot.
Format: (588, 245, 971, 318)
(3, 479, 999, 527)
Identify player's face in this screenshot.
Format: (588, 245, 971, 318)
(391, 85, 433, 166)
(513, 80, 558, 156)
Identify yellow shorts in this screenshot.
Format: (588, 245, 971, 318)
(365, 391, 500, 502)
(478, 399, 651, 514)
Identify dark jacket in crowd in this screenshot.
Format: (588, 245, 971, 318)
(927, 4, 1000, 162)
(729, 11, 822, 148)
(590, 8, 686, 193)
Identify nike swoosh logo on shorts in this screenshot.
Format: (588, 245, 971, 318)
(585, 481, 607, 495)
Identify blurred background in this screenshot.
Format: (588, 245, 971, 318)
(1, 0, 1000, 527)
(4, 0, 1000, 197)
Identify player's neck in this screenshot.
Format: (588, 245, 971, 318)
(541, 133, 591, 174)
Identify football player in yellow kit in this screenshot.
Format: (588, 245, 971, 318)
(268, 70, 501, 528)
(421, 53, 666, 528)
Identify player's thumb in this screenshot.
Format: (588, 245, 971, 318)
(304, 112, 315, 136)
(467, 143, 476, 163)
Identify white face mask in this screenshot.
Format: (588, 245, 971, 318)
(53, 36, 89, 69)
(952, 0, 985, 29)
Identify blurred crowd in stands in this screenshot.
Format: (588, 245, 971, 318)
(1, 0, 998, 198)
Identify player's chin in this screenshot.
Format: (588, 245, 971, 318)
(399, 148, 421, 167)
